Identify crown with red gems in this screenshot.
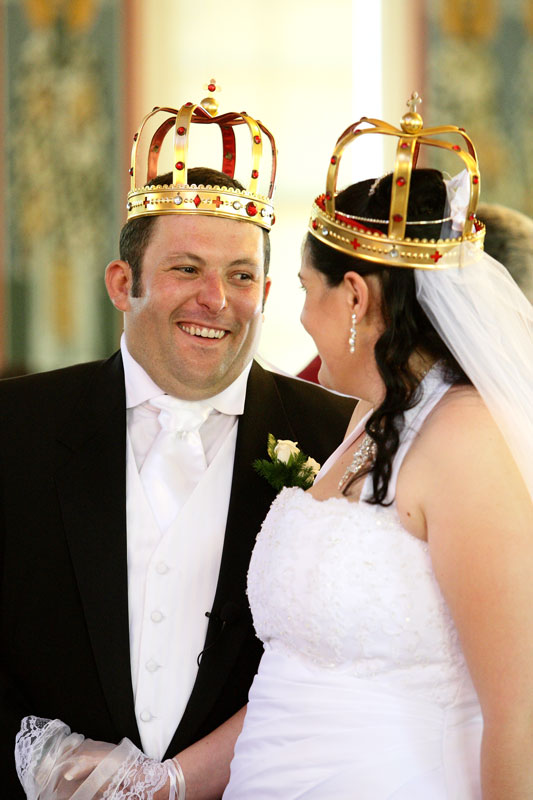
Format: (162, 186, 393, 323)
(126, 81, 277, 230)
(309, 92, 485, 269)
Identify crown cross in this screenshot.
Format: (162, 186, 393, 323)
(407, 91, 422, 114)
(309, 92, 485, 271)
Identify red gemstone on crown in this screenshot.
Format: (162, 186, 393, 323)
(194, 195, 202, 207)
(133, 133, 138, 142)
(330, 156, 337, 165)
(400, 142, 409, 149)
(176, 161, 185, 170)
(469, 213, 476, 220)
(459, 127, 465, 132)
(254, 135, 261, 144)
(252, 170, 259, 179)
(143, 197, 150, 207)
(473, 175, 479, 184)
(351, 238, 361, 250)
(393, 214, 403, 222)
(312, 220, 318, 229)
(325, 192, 332, 200)
(272, 215, 276, 225)
(246, 202, 258, 217)
(177, 127, 186, 136)
(208, 83, 216, 92)
(185, 102, 193, 107)
(396, 177, 406, 186)
(214, 196, 222, 208)
(430, 250, 442, 262)
(452, 145, 461, 151)
(128, 167, 134, 176)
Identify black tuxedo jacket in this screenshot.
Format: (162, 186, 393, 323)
(0, 353, 354, 796)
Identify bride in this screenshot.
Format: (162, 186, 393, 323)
(16, 102, 533, 799)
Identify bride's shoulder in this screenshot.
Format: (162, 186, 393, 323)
(417, 382, 516, 481)
(401, 381, 531, 535)
(423, 383, 490, 437)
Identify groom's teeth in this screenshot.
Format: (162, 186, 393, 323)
(180, 324, 226, 339)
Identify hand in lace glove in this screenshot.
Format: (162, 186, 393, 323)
(15, 716, 185, 800)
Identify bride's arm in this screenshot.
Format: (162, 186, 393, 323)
(16, 706, 246, 800)
(174, 706, 246, 799)
(416, 390, 533, 799)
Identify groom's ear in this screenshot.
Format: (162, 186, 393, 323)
(105, 259, 133, 311)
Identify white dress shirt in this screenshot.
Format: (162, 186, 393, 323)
(122, 334, 250, 470)
(121, 335, 251, 758)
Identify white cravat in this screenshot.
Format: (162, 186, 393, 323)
(140, 396, 212, 531)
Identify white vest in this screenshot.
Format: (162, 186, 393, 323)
(126, 420, 238, 759)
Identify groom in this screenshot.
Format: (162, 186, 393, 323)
(0, 104, 354, 796)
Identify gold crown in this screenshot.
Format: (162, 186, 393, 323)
(309, 92, 486, 269)
(127, 88, 276, 231)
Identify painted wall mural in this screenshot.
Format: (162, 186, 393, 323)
(3, 0, 123, 371)
(425, 0, 533, 217)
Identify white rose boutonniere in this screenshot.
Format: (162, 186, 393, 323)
(253, 434, 321, 491)
(273, 439, 300, 463)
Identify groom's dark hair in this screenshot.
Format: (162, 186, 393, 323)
(119, 168, 271, 297)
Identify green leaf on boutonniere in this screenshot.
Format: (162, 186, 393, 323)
(253, 435, 321, 492)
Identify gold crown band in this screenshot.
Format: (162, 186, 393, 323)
(127, 101, 277, 231)
(309, 93, 486, 270)
(126, 184, 274, 227)
(310, 196, 485, 270)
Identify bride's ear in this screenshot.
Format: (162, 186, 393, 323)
(342, 271, 372, 320)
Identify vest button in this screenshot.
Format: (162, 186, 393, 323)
(156, 561, 169, 575)
(140, 710, 152, 722)
(150, 610, 164, 623)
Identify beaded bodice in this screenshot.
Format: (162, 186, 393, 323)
(247, 369, 477, 709)
(247, 489, 474, 708)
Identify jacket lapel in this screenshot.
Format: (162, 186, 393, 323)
(54, 352, 140, 745)
(169, 361, 298, 751)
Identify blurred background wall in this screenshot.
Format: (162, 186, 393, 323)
(1, 0, 530, 376)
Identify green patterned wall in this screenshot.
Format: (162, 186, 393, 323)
(425, 0, 533, 216)
(3, 0, 123, 371)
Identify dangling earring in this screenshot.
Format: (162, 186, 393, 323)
(349, 312, 357, 354)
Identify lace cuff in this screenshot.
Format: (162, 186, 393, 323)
(15, 716, 185, 799)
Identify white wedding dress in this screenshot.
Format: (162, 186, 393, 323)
(223, 369, 483, 799)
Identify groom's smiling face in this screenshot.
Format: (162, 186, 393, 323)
(119, 214, 270, 400)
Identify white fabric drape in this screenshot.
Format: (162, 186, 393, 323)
(415, 242, 533, 504)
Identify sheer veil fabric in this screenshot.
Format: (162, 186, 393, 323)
(415, 242, 533, 504)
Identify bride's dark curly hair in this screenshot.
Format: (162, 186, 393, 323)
(305, 168, 470, 504)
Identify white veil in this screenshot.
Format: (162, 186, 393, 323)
(415, 242, 533, 504)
